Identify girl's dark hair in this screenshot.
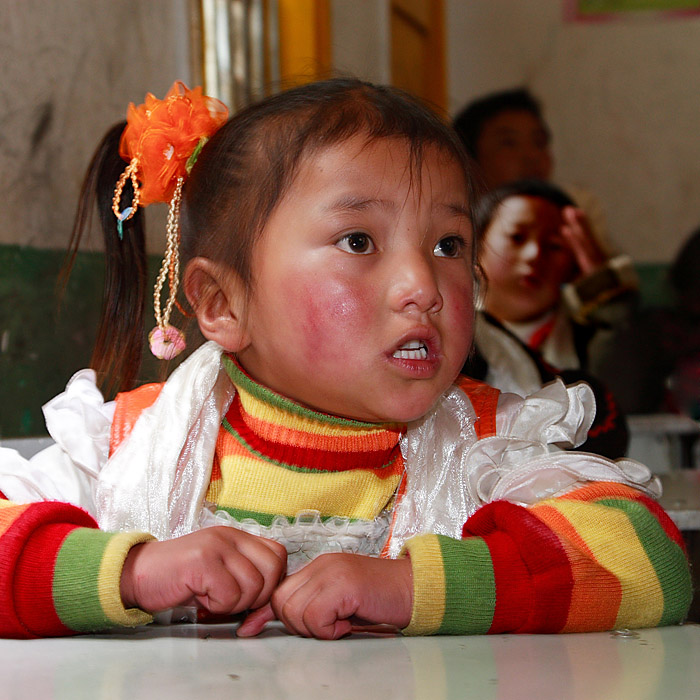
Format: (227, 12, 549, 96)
(473, 178, 575, 242)
(452, 88, 549, 159)
(63, 121, 148, 398)
(68, 78, 477, 394)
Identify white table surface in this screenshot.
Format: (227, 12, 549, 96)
(1, 622, 698, 700)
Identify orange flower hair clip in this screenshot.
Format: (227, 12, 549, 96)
(112, 81, 229, 359)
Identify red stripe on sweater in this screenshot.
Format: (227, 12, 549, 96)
(224, 396, 402, 473)
(464, 500, 574, 633)
(14, 523, 78, 636)
(0, 502, 97, 638)
(481, 529, 531, 633)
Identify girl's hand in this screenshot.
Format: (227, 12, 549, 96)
(561, 206, 607, 276)
(120, 527, 287, 615)
(237, 553, 413, 640)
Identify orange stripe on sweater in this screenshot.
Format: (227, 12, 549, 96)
(217, 427, 404, 478)
(110, 383, 163, 456)
(558, 481, 642, 502)
(0, 503, 31, 538)
(455, 375, 499, 438)
(240, 408, 402, 451)
(530, 503, 621, 631)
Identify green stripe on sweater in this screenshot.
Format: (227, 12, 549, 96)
(437, 535, 496, 635)
(598, 498, 692, 625)
(52, 528, 115, 632)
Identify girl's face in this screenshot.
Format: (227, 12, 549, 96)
(236, 136, 475, 423)
(480, 195, 577, 323)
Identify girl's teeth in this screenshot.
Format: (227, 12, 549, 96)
(393, 342, 428, 360)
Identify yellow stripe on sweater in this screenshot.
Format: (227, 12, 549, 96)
(238, 385, 400, 441)
(218, 454, 401, 520)
(544, 500, 664, 629)
(401, 535, 446, 636)
(97, 531, 155, 628)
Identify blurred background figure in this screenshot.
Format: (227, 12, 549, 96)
(597, 227, 700, 419)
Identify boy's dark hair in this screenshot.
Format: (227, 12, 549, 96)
(66, 78, 478, 395)
(453, 88, 548, 160)
(474, 178, 575, 242)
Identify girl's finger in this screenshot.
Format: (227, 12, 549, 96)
(228, 536, 287, 609)
(236, 603, 276, 637)
(207, 553, 263, 614)
(271, 574, 316, 637)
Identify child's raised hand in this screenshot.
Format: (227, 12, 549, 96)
(236, 553, 413, 640)
(120, 527, 287, 616)
(561, 206, 608, 276)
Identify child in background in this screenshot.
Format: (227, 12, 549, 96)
(452, 88, 640, 307)
(464, 180, 637, 457)
(453, 88, 553, 191)
(452, 88, 610, 250)
(0, 80, 690, 640)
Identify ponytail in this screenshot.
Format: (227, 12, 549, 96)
(61, 121, 148, 397)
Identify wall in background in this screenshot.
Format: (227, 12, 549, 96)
(0, 0, 191, 437)
(0, 0, 190, 253)
(331, 0, 390, 83)
(446, 0, 700, 263)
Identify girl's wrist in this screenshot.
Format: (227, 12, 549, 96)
(120, 542, 146, 609)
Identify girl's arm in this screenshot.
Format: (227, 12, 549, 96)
(238, 481, 691, 639)
(0, 494, 288, 639)
(402, 481, 692, 635)
(0, 497, 153, 638)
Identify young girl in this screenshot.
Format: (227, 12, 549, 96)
(0, 80, 691, 640)
(464, 179, 638, 457)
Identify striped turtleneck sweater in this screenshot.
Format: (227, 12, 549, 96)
(0, 360, 692, 637)
(208, 355, 405, 526)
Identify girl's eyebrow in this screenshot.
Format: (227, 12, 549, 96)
(323, 196, 471, 220)
(322, 195, 396, 214)
(440, 202, 472, 220)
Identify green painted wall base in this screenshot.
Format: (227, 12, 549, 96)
(0, 245, 169, 438)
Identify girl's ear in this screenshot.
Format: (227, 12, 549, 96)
(184, 257, 251, 352)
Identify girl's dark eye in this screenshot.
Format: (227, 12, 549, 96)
(434, 235, 465, 258)
(336, 232, 375, 255)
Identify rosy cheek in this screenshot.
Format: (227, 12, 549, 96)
(293, 280, 372, 363)
(447, 284, 475, 341)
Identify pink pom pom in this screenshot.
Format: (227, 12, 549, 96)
(148, 325, 186, 360)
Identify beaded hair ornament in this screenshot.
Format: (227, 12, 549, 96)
(112, 81, 229, 359)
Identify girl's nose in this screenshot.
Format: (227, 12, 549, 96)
(389, 251, 443, 315)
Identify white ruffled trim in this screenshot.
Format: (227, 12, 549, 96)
(385, 377, 659, 557)
(0, 369, 114, 511)
(201, 508, 392, 574)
